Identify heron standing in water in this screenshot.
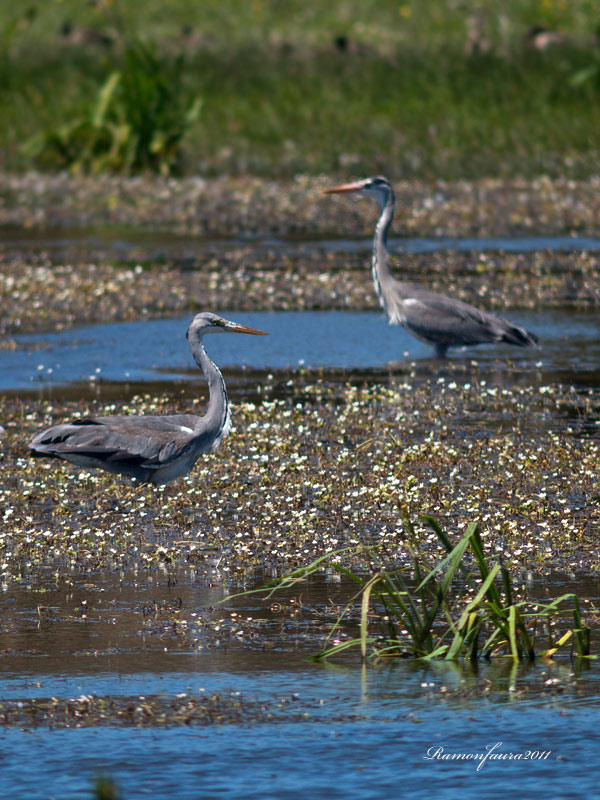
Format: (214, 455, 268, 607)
(323, 176, 538, 357)
(30, 312, 268, 484)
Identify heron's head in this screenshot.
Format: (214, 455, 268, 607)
(322, 176, 394, 208)
(187, 312, 268, 342)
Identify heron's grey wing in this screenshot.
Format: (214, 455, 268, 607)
(100, 414, 201, 434)
(400, 290, 536, 346)
(30, 416, 198, 470)
(119, 413, 229, 456)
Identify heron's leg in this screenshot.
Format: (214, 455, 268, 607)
(434, 343, 449, 359)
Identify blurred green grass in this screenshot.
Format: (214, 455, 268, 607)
(1, 0, 599, 178)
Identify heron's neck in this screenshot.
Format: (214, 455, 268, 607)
(371, 192, 395, 306)
(192, 341, 229, 438)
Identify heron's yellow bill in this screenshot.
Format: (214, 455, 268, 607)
(322, 181, 363, 194)
(230, 323, 269, 336)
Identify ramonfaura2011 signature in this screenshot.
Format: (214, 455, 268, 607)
(423, 742, 552, 771)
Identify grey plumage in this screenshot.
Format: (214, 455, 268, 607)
(30, 312, 268, 485)
(323, 176, 538, 358)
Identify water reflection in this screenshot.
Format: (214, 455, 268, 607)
(0, 566, 597, 689)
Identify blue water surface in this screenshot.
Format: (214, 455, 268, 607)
(1, 566, 597, 800)
(3, 308, 600, 392)
(0, 665, 597, 800)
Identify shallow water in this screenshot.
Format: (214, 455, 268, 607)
(3, 308, 600, 396)
(3, 225, 600, 261)
(3, 702, 598, 800)
(0, 568, 598, 799)
(2, 691, 598, 800)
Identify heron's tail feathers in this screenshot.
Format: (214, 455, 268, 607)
(500, 324, 538, 347)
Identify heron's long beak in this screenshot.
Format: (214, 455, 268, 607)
(227, 322, 269, 336)
(322, 181, 364, 194)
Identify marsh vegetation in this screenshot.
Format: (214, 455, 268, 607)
(1, 2, 599, 796)
(1, 1, 600, 178)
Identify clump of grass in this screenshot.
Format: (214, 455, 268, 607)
(231, 513, 592, 662)
(23, 35, 201, 175)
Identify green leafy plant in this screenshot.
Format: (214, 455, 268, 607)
(229, 513, 592, 662)
(23, 37, 202, 175)
(570, 24, 600, 89)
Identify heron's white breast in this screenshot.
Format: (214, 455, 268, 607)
(210, 404, 232, 452)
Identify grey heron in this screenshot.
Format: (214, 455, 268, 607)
(323, 176, 538, 358)
(30, 312, 268, 485)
